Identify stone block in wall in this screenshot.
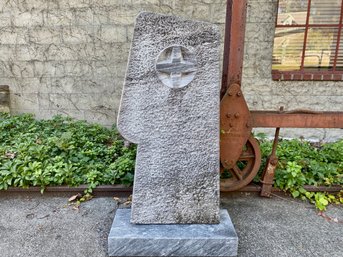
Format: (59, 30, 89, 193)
(83, 109, 117, 127)
(40, 43, 94, 61)
(92, 7, 110, 25)
(245, 22, 275, 43)
(93, 0, 134, 8)
(11, 77, 44, 94)
(0, 12, 11, 27)
(0, 45, 14, 62)
(37, 93, 50, 110)
(63, 60, 94, 78)
(49, 93, 79, 110)
(138, 0, 161, 6)
(92, 60, 127, 78)
(271, 82, 314, 97)
(10, 93, 39, 110)
(241, 78, 273, 95)
(68, 93, 117, 110)
(93, 42, 130, 63)
(47, 77, 116, 94)
(0, 0, 53, 12)
(29, 27, 62, 44)
(244, 41, 274, 63)
(183, 4, 212, 20)
(73, 8, 94, 26)
(210, 2, 227, 23)
(48, 93, 117, 111)
(0, 61, 35, 79)
(32, 61, 57, 78)
(12, 10, 44, 27)
(243, 59, 272, 79)
(269, 95, 342, 112)
(244, 94, 276, 110)
(62, 26, 94, 44)
(42, 9, 74, 27)
(107, 6, 139, 25)
(95, 25, 127, 43)
(247, 0, 277, 23)
(159, 0, 186, 13)
(11, 44, 45, 62)
(57, 0, 93, 10)
(0, 27, 29, 44)
(311, 83, 343, 96)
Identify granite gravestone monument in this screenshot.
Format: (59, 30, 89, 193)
(108, 12, 238, 257)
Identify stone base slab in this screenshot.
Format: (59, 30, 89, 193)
(108, 209, 238, 257)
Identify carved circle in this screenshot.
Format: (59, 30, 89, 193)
(155, 45, 197, 89)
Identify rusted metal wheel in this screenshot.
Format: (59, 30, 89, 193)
(220, 135, 261, 191)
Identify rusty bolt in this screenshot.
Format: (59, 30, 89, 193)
(228, 91, 233, 96)
(236, 91, 242, 97)
(229, 123, 233, 127)
(234, 112, 240, 118)
(226, 113, 231, 118)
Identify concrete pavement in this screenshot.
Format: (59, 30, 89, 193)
(0, 193, 342, 257)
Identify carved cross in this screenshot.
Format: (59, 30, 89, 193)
(156, 46, 196, 88)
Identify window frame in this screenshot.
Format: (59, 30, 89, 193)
(272, 0, 343, 81)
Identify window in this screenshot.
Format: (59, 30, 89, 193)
(272, 0, 343, 80)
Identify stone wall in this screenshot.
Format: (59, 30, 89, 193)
(0, 0, 341, 140)
(0, 0, 226, 127)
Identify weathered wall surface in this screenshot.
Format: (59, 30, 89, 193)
(0, 0, 341, 140)
(0, 0, 226, 127)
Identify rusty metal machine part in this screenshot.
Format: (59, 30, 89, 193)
(220, 83, 257, 191)
(221, 0, 247, 99)
(260, 128, 280, 197)
(220, 0, 258, 192)
(220, 83, 252, 167)
(220, 0, 343, 194)
(220, 135, 261, 191)
(251, 111, 343, 128)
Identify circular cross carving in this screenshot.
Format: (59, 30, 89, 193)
(156, 45, 197, 89)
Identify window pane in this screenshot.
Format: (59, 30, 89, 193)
(336, 29, 343, 70)
(310, 0, 342, 24)
(277, 0, 308, 25)
(272, 28, 305, 71)
(304, 28, 339, 71)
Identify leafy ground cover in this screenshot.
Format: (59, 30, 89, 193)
(256, 133, 343, 210)
(0, 113, 342, 210)
(0, 113, 136, 194)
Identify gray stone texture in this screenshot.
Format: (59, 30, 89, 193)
(117, 12, 220, 224)
(0, 0, 341, 140)
(108, 209, 238, 257)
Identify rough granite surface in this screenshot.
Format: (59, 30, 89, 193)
(117, 12, 220, 224)
(108, 209, 238, 257)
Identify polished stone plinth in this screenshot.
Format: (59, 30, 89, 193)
(108, 209, 238, 257)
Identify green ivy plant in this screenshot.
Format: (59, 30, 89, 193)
(0, 113, 136, 194)
(0, 113, 342, 211)
(257, 134, 343, 211)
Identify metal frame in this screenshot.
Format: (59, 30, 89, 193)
(220, 0, 343, 195)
